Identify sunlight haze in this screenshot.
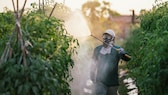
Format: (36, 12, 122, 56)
(0, 0, 167, 15)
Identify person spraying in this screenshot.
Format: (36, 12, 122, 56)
(90, 29, 131, 95)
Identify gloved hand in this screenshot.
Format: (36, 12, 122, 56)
(119, 48, 131, 61)
(119, 48, 125, 55)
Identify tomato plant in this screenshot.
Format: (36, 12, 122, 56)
(123, 1, 168, 95)
(0, 4, 79, 95)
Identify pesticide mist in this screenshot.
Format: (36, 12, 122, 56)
(64, 10, 138, 95)
(65, 10, 91, 37)
(65, 10, 100, 95)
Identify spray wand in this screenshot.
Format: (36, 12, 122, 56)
(90, 34, 120, 51)
(90, 34, 131, 60)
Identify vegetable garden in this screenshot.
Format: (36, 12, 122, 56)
(0, 0, 168, 95)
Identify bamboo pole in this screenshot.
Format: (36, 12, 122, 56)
(17, 0, 19, 12)
(0, 0, 18, 64)
(12, 0, 16, 12)
(20, 0, 27, 18)
(0, 27, 17, 64)
(0, 0, 28, 66)
(39, 0, 41, 10)
(42, 0, 44, 14)
(14, 0, 27, 66)
(48, 3, 57, 19)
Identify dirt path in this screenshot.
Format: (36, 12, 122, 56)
(118, 61, 138, 95)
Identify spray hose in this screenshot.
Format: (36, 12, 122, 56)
(90, 34, 131, 60)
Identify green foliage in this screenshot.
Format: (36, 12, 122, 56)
(0, 11, 15, 54)
(123, 2, 168, 95)
(0, 9, 79, 95)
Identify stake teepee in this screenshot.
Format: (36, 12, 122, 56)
(0, 0, 28, 66)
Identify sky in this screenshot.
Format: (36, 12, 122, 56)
(0, 0, 167, 15)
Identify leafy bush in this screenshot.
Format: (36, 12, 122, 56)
(0, 9, 79, 95)
(0, 11, 15, 54)
(123, 2, 168, 95)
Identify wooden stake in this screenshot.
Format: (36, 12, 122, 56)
(48, 3, 57, 19)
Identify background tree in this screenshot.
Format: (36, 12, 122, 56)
(82, 1, 120, 38)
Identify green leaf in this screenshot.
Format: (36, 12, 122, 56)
(18, 85, 23, 94)
(32, 86, 39, 95)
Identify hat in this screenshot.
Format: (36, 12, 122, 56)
(103, 29, 115, 37)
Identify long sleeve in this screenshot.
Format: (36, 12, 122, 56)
(119, 48, 131, 61)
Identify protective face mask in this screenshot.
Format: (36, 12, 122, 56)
(103, 34, 112, 44)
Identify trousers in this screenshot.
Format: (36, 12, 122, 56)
(95, 82, 119, 95)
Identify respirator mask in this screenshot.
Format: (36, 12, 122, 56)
(102, 33, 114, 47)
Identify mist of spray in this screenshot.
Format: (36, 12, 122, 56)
(64, 10, 138, 95)
(64, 10, 100, 95)
(65, 10, 91, 37)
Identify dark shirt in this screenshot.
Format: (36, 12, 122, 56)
(92, 45, 123, 87)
